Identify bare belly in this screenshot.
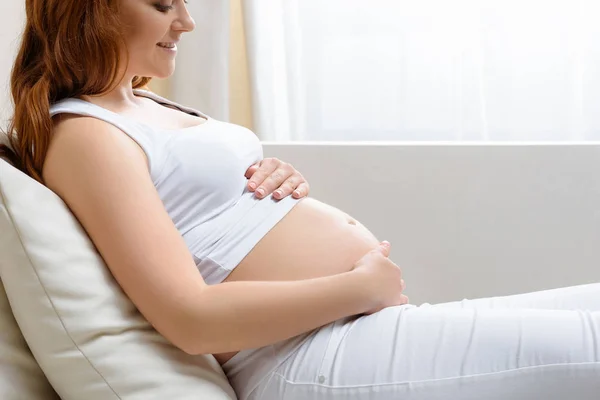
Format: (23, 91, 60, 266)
(213, 197, 381, 365)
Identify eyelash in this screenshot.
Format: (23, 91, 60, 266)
(155, 0, 188, 13)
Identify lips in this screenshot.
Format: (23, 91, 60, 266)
(157, 43, 176, 49)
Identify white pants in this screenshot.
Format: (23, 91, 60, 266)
(241, 283, 600, 399)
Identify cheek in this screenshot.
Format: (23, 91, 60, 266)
(121, 14, 165, 52)
(125, 29, 159, 63)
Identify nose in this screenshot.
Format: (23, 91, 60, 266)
(173, 4, 196, 32)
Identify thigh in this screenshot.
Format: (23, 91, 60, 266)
(255, 303, 600, 400)
(428, 282, 600, 312)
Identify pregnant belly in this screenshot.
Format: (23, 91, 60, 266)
(213, 197, 382, 365)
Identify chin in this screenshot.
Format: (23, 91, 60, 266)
(152, 68, 175, 80)
(155, 72, 174, 80)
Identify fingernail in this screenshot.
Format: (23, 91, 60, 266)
(293, 190, 301, 197)
(381, 241, 390, 246)
(274, 190, 282, 198)
(256, 188, 265, 196)
(249, 182, 256, 190)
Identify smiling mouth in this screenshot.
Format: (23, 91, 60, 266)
(157, 43, 177, 49)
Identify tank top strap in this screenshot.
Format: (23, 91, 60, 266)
(132, 89, 211, 120)
(49, 97, 162, 181)
(49, 97, 147, 135)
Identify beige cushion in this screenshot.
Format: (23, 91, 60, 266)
(0, 279, 59, 399)
(0, 158, 237, 400)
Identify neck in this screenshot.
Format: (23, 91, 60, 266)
(81, 73, 146, 109)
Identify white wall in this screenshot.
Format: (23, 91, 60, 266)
(0, 2, 25, 127)
(264, 144, 600, 305)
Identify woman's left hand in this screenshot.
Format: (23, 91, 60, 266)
(244, 158, 310, 200)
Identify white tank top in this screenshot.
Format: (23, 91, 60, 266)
(49, 89, 304, 284)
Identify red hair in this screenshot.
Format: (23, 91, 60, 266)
(0, 0, 152, 184)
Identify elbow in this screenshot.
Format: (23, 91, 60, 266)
(163, 324, 212, 356)
(160, 314, 220, 356)
(172, 326, 236, 356)
(176, 336, 209, 356)
(150, 293, 224, 355)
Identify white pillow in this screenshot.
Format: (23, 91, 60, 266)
(0, 279, 59, 399)
(0, 158, 237, 400)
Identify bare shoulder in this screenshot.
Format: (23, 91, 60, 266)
(42, 114, 206, 353)
(46, 113, 150, 178)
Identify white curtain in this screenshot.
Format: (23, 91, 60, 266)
(171, 0, 231, 121)
(243, 0, 600, 142)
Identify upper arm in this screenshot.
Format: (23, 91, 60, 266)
(42, 115, 206, 351)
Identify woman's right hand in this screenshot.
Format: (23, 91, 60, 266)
(351, 241, 409, 315)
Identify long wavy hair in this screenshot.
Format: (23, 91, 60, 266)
(0, 0, 152, 184)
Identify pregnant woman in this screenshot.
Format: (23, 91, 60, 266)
(2, 1, 599, 399)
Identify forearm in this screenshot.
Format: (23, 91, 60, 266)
(183, 271, 369, 355)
